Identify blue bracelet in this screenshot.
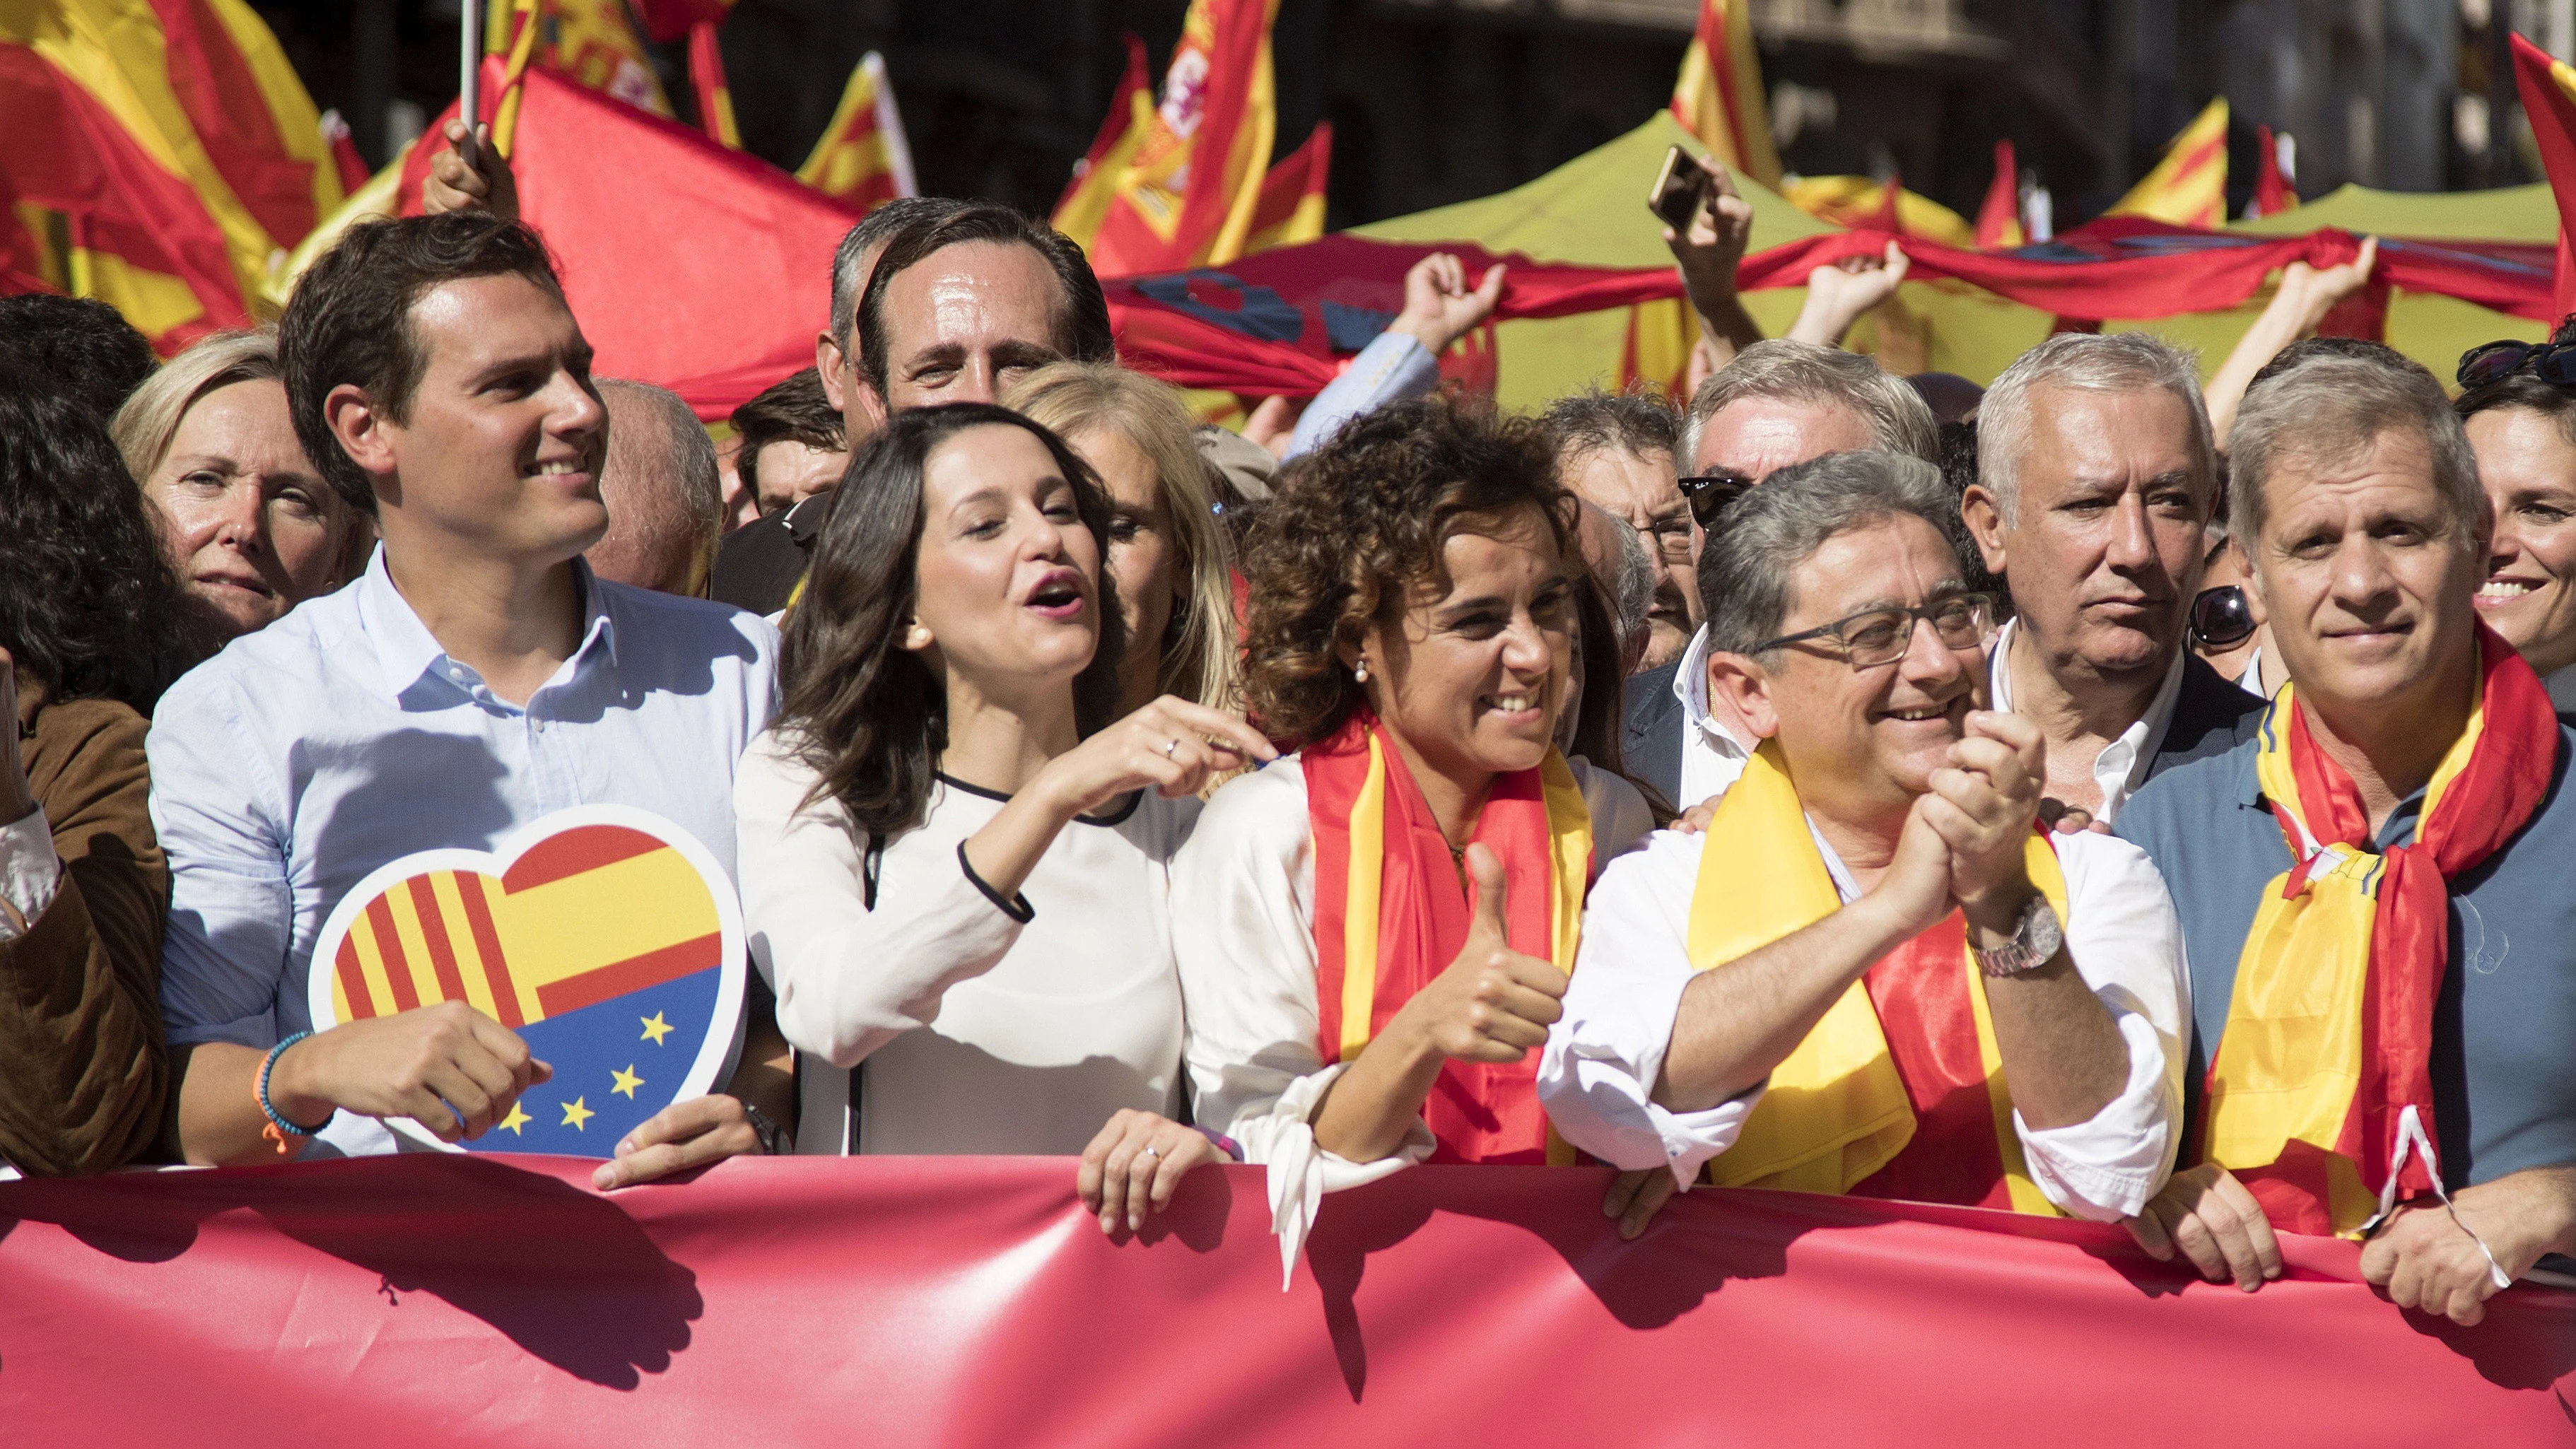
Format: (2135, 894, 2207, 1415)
(257, 1030, 334, 1143)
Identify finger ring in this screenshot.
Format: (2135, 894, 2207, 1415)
(1162, 739, 1179, 758)
(1142, 1145, 1161, 1159)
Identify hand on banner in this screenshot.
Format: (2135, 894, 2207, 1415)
(1393, 844, 1567, 1066)
(270, 1001, 551, 1143)
(423, 118, 521, 223)
(2360, 1165, 2576, 1325)
(595, 1094, 766, 1190)
(1388, 252, 1505, 359)
(2123, 1163, 2283, 1291)
(1077, 1109, 1227, 1234)
(1787, 241, 1911, 349)
(1603, 1166, 1683, 1241)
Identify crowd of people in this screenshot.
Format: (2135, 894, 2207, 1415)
(0, 128, 2570, 1331)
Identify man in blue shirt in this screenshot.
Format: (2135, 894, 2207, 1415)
(2118, 348, 2576, 1325)
(154, 213, 786, 1185)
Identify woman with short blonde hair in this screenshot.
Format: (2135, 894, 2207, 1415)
(1002, 362, 1239, 716)
(111, 328, 370, 640)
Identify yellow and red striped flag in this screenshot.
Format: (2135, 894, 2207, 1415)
(1053, 33, 1152, 250)
(2109, 98, 2228, 228)
(1782, 174, 1975, 247)
(1974, 139, 2024, 249)
(156, 0, 346, 262)
(795, 50, 915, 211)
(1065, 0, 1281, 276)
(2249, 125, 2297, 218)
(1241, 120, 1329, 254)
(485, 0, 672, 117)
(686, 20, 739, 149)
(2511, 33, 2576, 315)
(1668, 0, 1779, 189)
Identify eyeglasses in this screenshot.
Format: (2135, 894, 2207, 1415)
(1750, 592, 1998, 669)
(2457, 339, 2576, 390)
(2189, 583, 2257, 650)
(1634, 516, 1696, 565)
(1676, 471, 1755, 530)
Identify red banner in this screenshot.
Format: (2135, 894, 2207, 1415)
(0, 1156, 2567, 1444)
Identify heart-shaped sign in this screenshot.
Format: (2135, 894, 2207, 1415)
(306, 805, 747, 1155)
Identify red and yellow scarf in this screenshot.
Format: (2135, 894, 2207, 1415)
(2203, 626, 2558, 1236)
(1305, 711, 1592, 1165)
(1685, 741, 2070, 1214)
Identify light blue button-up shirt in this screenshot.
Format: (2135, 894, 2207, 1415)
(149, 550, 779, 1071)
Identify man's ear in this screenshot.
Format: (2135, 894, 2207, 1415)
(1707, 650, 1781, 740)
(324, 382, 399, 495)
(816, 332, 847, 413)
(1959, 483, 2010, 574)
(2237, 538, 2268, 621)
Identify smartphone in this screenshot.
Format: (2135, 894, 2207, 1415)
(1648, 144, 1708, 230)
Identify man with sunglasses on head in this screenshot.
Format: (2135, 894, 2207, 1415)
(1649, 341, 1943, 809)
(1542, 450, 2187, 1238)
(1962, 333, 2264, 833)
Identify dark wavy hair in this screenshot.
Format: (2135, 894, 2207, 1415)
(774, 404, 1125, 843)
(1241, 394, 1574, 750)
(0, 365, 211, 710)
(279, 211, 566, 517)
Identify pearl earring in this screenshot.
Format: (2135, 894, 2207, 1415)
(1354, 659, 1370, 684)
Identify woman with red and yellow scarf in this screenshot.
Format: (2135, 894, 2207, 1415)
(1155, 397, 1653, 1279)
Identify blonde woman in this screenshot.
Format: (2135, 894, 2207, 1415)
(1002, 363, 1240, 715)
(111, 329, 372, 640)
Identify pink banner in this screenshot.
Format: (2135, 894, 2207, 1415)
(0, 1156, 2567, 1445)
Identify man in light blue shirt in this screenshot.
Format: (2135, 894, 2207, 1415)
(154, 212, 784, 1185)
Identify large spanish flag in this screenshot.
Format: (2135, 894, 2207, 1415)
(795, 51, 915, 211)
(1079, 0, 1281, 276)
(1668, 0, 1780, 189)
(2510, 31, 2576, 315)
(2109, 97, 2229, 229)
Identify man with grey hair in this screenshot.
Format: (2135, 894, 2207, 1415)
(1546, 389, 1694, 673)
(1963, 332, 2260, 832)
(2117, 348, 2576, 1325)
(812, 196, 968, 445)
(1656, 340, 1943, 807)
(587, 380, 723, 597)
(1543, 448, 2186, 1238)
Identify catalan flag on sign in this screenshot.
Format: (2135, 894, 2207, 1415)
(795, 51, 916, 211)
(314, 810, 745, 1156)
(1668, 0, 1779, 189)
(2109, 98, 2228, 229)
(1067, 0, 1281, 276)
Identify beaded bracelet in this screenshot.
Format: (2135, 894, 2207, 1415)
(256, 1030, 334, 1155)
(1194, 1126, 1242, 1162)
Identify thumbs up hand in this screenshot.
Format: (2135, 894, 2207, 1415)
(1386, 844, 1569, 1066)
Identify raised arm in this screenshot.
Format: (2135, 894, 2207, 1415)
(1664, 156, 1762, 368)
(2202, 237, 2377, 445)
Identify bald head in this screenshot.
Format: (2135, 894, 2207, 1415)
(588, 379, 721, 597)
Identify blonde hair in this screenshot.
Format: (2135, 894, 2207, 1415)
(1002, 362, 1240, 714)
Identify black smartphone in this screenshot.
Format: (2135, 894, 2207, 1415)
(1648, 144, 1708, 230)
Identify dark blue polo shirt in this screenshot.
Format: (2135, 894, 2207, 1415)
(2117, 722, 2576, 1190)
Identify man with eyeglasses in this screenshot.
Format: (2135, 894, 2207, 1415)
(1652, 341, 1943, 809)
(1542, 450, 2186, 1238)
(1962, 332, 2264, 833)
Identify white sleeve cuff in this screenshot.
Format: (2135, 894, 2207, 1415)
(1552, 1040, 1765, 1192)
(0, 805, 59, 941)
(2013, 1009, 2177, 1221)
(1234, 1061, 1436, 1289)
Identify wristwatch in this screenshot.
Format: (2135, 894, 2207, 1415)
(742, 1103, 787, 1156)
(1971, 892, 2063, 978)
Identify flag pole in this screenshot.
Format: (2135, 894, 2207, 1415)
(458, 0, 481, 169)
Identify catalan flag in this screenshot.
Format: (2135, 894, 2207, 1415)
(1241, 121, 1330, 255)
(2512, 32, 2576, 315)
(1072, 0, 1282, 276)
(686, 21, 740, 150)
(2109, 97, 2228, 229)
(1974, 139, 2024, 250)
(1668, 0, 1779, 189)
(795, 51, 915, 211)
(320, 815, 741, 1156)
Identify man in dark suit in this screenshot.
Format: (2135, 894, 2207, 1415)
(1962, 332, 2261, 831)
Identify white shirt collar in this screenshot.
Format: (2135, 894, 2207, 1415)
(355, 546, 619, 707)
(1985, 616, 2187, 824)
(1673, 623, 1752, 761)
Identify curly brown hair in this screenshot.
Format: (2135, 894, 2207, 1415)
(1241, 394, 1572, 749)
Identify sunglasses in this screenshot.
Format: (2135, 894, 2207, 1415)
(2457, 339, 2576, 389)
(1676, 471, 1755, 529)
(2189, 584, 2257, 650)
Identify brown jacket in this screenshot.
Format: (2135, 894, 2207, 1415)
(1, 681, 168, 1173)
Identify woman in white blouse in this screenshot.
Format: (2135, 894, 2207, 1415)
(1143, 396, 1654, 1270)
(733, 405, 1271, 1207)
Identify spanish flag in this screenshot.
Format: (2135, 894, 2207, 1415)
(629, 0, 734, 45)
(1668, 0, 1780, 189)
(1241, 121, 1330, 255)
(1052, 33, 1152, 250)
(1075, 0, 1282, 276)
(795, 51, 916, 211)
(2109, 97, 2228, 229)
(2509, 33, 2576, 315)
(686, 20, 740, 150)
(1974, 139, 2024, 250)
(484, 0, 673, 117)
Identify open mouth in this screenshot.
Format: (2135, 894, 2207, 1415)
(1478, 691, 1545, 720)
(2478, 578, 2542, 605)
(1874, 698, 1964, 727)
(1025, 570, 1085, 619)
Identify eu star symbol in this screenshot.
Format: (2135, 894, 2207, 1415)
(499, 1102, 530, 1135)
(560, 1096, 595, 1131)
(640, 1011, 674, 1046)
(610, 1064, 645, 1099)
